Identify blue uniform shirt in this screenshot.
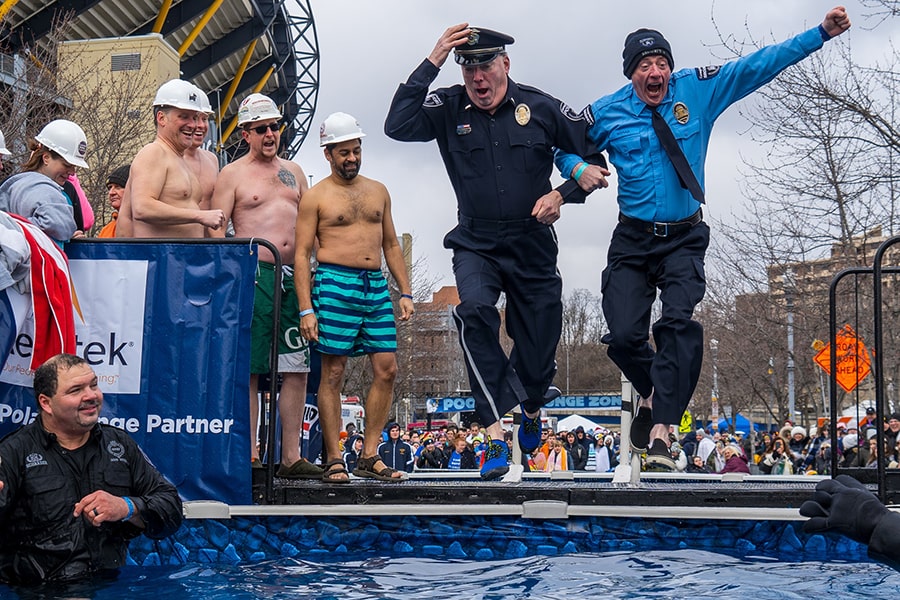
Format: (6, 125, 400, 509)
(556, 26, 826, 223)
(386, 59, 606, 222)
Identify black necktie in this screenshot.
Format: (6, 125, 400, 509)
(651, 107, 705, 204)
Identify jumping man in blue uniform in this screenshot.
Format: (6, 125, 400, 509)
(556, 7, 851, 469)
(385, 24, 608, 479)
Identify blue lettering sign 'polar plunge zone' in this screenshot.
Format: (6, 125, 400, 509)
(0, 259, 147, 393)
(543, 395, 623, 409)
(426, 395, 623, 414)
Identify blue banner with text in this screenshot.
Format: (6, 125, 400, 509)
(0, 241, 255, 504)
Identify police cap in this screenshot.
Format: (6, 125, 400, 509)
(454, 27, 514, 66)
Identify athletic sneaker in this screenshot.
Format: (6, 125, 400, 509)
(518, 386, 562, 454)
(630, 406, 653, 453)
(480, 439, 510, 480)
(645, 439, 676, 471)
(518, 411, 542, 454)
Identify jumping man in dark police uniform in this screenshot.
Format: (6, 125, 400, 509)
(556, 7, 851, 469)
(385, 24, 608, 479)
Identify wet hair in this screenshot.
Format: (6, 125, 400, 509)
(33, 354, 87, 405)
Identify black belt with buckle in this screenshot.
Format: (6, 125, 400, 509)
(618, 209, 703, 238)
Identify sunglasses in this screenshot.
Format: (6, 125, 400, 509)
(249, 123, 280, 134)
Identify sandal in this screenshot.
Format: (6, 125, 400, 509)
(353, 455, 408, 482)
(322, 459, 350, 484)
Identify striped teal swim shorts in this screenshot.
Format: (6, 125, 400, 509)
(312, 263, 397, 356)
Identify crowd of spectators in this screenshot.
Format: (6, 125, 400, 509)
(331, 408, 900, 477)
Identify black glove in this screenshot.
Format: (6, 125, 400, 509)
(799, 474, 890, 545)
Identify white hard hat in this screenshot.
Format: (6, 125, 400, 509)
(34, 119, 89, 168)
(237, 93, 281, 127)
(192, 84, 214, 115)
(0, 129, 10, 156)
(153, 79, 206, 112)
(319, 112, 365, 147)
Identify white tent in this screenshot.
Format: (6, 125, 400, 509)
(556, 414, 601, 434)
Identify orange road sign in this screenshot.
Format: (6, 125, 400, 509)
(813, 324, 873, 393)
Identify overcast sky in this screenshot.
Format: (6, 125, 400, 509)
(294, 1, 896, 299)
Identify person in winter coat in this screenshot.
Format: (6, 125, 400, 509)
(544, 436, 571, 472)
(719, 444, 750, 474)
(416, 436, 445, 469)
(377, 423, 415, 473)
(342, 434, 364, 473)
(564, 431, 588, 470)
(788, 426, 809, 471)
(679, 430, 698, 459)
(441, 437, 477, 470)
(760, 436, 795, 475)
(574, 426, 593, 456)
(0, 119, 90, 246)
(670, 441, 688, 472)
(839, 433, 868, 468)
(685, 454, 710, 473)
(595, 435, 618, 473)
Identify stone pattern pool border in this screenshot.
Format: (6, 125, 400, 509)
(126, 515, 870, 565)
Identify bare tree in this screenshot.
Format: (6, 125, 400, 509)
(1, 13, 167, 233)
(555, 288, 620, 394)
(703, 9, 900, 428)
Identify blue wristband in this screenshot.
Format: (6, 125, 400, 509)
(121, 496, 135, 521)
(401, 294, 413, 300)
(573, 162, 588, 181)
(299, 308, 315, 317)
(818, 24, 831, 41)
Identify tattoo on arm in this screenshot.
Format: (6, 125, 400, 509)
(278, 168, 297, 189)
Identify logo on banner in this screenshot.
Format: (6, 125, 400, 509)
(1, 260, 148, 392)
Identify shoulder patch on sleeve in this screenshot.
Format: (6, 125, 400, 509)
(423, 93, 443, 108)
(695, 65, 721, 80)
(560, 102, 594, 126)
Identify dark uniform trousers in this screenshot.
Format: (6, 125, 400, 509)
(600, 220, 710, 426)
(446, 216, 561, 427)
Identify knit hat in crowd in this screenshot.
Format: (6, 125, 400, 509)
(106, 164, 130, 188)
(842, 434, 858, 451)
(622, 28, 674, 78)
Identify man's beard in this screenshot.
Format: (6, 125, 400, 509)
(337, 162, 360, 180)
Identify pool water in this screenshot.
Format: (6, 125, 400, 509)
(5, 550, 897, 599)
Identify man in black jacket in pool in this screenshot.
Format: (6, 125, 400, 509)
(0, 354, 183, 585)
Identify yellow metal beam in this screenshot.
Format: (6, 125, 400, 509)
(0, 0, 21, 23)
(151, 0, 173, 34)
(222, 64, 275, 144)
(178, 0, 225, 57)
(218, 39, 257, 123)
(214, 40, 258, 153)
